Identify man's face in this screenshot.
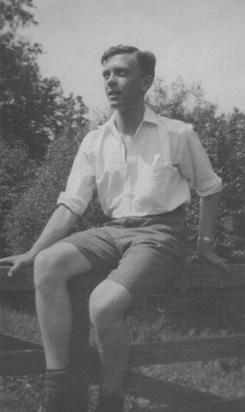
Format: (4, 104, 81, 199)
(102, 53, 146, 111)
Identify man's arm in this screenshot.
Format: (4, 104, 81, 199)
(197, 193, 230, 271)
(175, 126, 229, 271)
(0, 205, 78, 277)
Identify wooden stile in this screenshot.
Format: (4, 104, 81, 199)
(0, 263, 245, 411)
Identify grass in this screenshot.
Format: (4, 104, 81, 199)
(0, 290, 245, 411)
(0, 304, 41, 344)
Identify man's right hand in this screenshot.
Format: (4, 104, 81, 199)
(0, 206, 78, 279)
(0, 251, 36, 277)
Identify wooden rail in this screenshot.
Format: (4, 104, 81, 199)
(0, 263, 245, 411)
(1, 263, 245, 290)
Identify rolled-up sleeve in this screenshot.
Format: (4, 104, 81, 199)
(177, 126, 222, 197)
(57, 134, 96, 216)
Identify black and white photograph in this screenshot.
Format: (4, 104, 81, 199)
(0, 1, 244, 411)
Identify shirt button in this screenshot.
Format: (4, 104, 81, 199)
(124, 218, 129, 226)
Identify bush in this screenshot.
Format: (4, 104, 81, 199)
(4, 131, 107, 254)
(4, 135, 77, 253)
(148, 79, 245, 261)
(4, 79, 245, 261)
(0, 139, 37, 256)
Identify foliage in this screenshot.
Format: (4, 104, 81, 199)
(3, 77, 245, 259)
(0, 0, 37, 30)
(215, 109, 245, 260)
(0, 139, 37, 255)
(0, 0, 89, 255)
(148, 78, 245, 260)
(4, 135, 79, 253)
(0, 302, 245, 410)
(0, 6, 87, 159)
(3, 126, 107, 254)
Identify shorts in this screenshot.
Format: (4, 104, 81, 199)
(61, 208, 187, 303)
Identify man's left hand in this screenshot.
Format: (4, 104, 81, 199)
(197, 240, 231, 272)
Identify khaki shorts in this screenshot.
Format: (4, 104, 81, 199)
(61, 208, 187, 302)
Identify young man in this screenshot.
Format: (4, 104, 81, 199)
(0, 45, 229, 412)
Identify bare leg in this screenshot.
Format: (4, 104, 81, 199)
(89, 279, 132, 393)
(34, 242, 92, 369)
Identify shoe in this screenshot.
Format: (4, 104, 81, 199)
(95, 390, 124, 412)
(41, 369, 88, 412)
(40, 385, 88, 412)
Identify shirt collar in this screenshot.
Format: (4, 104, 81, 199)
(104, 105, 159, 133)
(142, 105, 159, 125)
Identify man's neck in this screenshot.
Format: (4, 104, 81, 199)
(115, 102, 145, 138)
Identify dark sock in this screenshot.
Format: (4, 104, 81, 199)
(45, 368, 70, 392)
(44, 369, 87, 412)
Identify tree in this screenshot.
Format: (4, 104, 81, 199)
(215, 109, 245, 260)
(3, 136, 78, 253)
(0, 138, 37, 254)
(0, 0, 88, 158)
(3, 75, 244, 261)
(4, 132, 106, 254)
(0, 0, 89, 255)
(147, 78, 245, 261)
(0, 0, 37, 31)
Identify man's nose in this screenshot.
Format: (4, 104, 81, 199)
(107, 73, 117, 86)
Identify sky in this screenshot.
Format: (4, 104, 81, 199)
(26, 0, 245, 114)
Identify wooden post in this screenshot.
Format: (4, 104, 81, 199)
(1, 264, 245, 410)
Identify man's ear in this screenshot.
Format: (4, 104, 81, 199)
(142, 75, 154, 93)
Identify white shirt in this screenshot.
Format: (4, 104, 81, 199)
(57, 106, 222, 218)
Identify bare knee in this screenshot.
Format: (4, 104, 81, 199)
(34, 242, 92, 292)
(34, 248, 61, 291)
(89, 280, 132, 334)
(89, 293, 117, 331)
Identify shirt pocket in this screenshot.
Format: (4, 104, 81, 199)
(135, 155, 174, 196)
(150, 154, 172, 177)
(148, 155, 179, 202)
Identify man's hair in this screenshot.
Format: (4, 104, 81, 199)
(101, 45, 156, 78)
